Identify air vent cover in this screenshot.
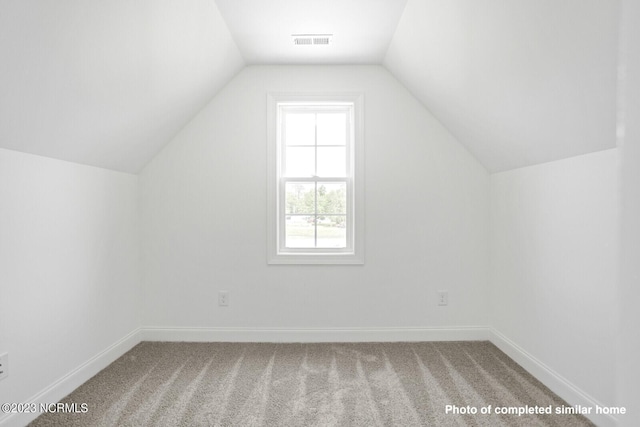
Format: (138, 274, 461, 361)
(292, 34, 333, 46)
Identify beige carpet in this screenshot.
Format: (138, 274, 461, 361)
(30, 341, 594, 426)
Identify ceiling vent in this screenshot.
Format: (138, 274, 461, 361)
(292, 34, 333, 46)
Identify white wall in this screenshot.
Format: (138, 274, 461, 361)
(617, 0, 640, 424)
(489, 149, 619, 413)
(139, 65, 489, 333)
(0, 149, 140, 423)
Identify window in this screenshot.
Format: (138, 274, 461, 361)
(267, 93, 364, 264)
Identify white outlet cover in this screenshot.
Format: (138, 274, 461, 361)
(0, 353, 8, 380)
(437, 291, 448, 306)
(219, 291, 229, 307)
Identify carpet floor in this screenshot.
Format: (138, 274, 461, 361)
(30, 341, 594, 426)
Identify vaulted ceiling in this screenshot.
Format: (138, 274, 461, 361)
(0, 0, 620, 173)
(0, 0, 244, 173)
(385, 0, 619, 172)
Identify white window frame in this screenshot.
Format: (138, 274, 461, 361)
(267, 93, 364, 265)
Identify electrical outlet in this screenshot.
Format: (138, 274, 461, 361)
(437, 291, 448, 306)
(218, 291, 229, 307)
(0, 353, 8, 381)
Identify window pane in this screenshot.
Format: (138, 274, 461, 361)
(317, 147, 346, 177)
(317, 182, 346, 215)
(285, 215, 315, 248)
(285, 147, 315, 177)
(285, 113, 315, 146)
(317, 113, 347, 146)
(317, 216, 347, 248)
(285, 183, 315, 214)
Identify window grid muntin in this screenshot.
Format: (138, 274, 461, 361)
(278, 104, 354, 252)
(283, 179, 349, 248)
(282, 106, 351, 178)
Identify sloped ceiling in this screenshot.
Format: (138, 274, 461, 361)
(0, 0, 244, 173)
(384, 0, 620, 172)
(0, 0, 621, 174)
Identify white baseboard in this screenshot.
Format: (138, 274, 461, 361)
(489, 328, 617, 427)
(0, 328, 142, 427)
(141, 326, 489, 343)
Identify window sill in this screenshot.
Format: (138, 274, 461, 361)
(268, 252, 364, 265)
